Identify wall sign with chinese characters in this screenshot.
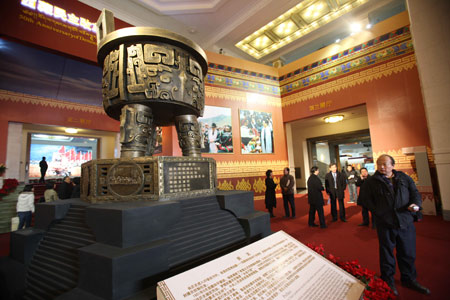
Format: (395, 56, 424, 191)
(0, 0, 131, 62)
(157, 231, 365, 300)
(21, 0, 96, 33)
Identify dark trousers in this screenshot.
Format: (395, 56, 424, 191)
(18, 211, 32, 229)
(376, 223, 417, 284)
(361, 206, 374, 225)
(283, 194, 295, 217)
(39, 170, 46, 183)
(329, 192, 345, 220)
(308, 204, 326, 227)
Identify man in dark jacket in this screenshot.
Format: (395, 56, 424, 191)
(39, 157, 48, 183)
(57, 176, 73, 199)
(356, 167, 374, 227)
(360, 154, 430, 296)
(280, 167, 295, 218)
(307, 166, 326, 228)
(325, 163, 347, 222)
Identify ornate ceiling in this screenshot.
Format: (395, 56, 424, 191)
(80, 0, 405, 65)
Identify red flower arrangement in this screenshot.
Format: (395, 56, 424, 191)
(0, 178, 19, 197)
(307, 243, 396, 300)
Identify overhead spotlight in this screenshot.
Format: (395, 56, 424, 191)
(350, 22, 362, 34)
(335, 38, 341, 43)
(65, 128, 78, 134)
(366, 23, 372, 29)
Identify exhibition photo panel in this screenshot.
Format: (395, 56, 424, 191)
(199, 105, 233, 154)
(239, 109, 274, 154)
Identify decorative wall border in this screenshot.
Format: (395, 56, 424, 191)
(279, 26, 411, 84)
(216, 160, 288, 179)
(217, 176, 283, 201)
(0, 89, 105, 114)
(208, 63, 278, 82)
(281, 54, 416, 107)
(205, 86, 281, 107)
(206, 73, 280, 96)
(280, 39, 414, 95)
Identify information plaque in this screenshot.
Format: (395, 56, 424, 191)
(157, 231, 365, 300)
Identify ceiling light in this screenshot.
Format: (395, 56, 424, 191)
(350, 22, 362, 34)
(324, 115, 344, 123)
(366, 23, 372, 29)
(65, 128, 78, 134)
(335, 38, 341, 43)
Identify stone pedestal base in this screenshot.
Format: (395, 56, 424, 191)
(81, 156, 216, 203)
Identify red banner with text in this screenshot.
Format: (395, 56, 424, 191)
(0, 0, 131, 62)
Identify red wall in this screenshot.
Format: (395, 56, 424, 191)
(281, 62, 430, 154)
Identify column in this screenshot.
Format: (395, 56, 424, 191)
(407, 0, 450, 219)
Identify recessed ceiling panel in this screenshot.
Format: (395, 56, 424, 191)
(235, 0, 370, 60)
(249, 35, 274, 51)
(299, 0, 330, 24)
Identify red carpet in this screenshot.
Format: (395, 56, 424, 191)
(254, 193, 450, 300)
(1, 194, 449, 299)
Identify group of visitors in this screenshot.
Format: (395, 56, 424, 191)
(16, 176, 81, 230)
(264, 154, 430, 296)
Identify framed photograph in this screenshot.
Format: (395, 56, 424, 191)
(198, 106, 233, 153)
(239, 109, 273, 154)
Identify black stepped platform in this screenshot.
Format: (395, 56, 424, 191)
(23, 204, 96, 300)
(167, 196, 246, 267)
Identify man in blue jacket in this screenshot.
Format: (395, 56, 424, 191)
(360, 154, 430, 296)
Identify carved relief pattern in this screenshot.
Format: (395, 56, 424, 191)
(175, 116, 202, 156)
(189, 57, 205, 113)
(124, 43, 204, 113)
(120, 105, 154, 156)
(102, 49, 120, 102)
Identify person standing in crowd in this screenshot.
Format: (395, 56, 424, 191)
(44, 183, 58, 202)
(356, 167, 374, 228)
(325, 163, 347, 222)
(208, 123, 218, 153)
(307, 166, 326, 228)
(360, 154, 430, 296)
(280, 167, 295, 218)
(264, 169, 277, 218)
(57, 176, 73, 199)
(71, 177, 81, 198)
(39, 156, 48, 183)
(17, 184, 35, 229)
(345, 165, 358, 203)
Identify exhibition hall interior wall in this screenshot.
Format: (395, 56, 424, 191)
(277, 11, 437, 211)
(0, 1, 438, 204)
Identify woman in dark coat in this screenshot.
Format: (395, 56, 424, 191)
(265, 169, 277, 218)
(307, 166, 327, 228)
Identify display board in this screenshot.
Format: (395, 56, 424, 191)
(157, 231, 365, 300)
